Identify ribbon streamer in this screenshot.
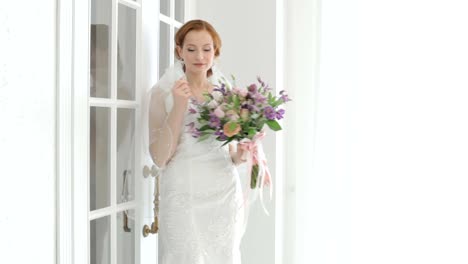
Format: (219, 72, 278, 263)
(239, 132, 273, 215)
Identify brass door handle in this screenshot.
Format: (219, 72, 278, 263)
(142, 216, 158, 237)
(121, 170, 132, 232)
(143, 169, 160, 237)
(123, 210, 132, 232)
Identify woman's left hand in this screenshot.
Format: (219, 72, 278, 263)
(229, 143, 247, 166)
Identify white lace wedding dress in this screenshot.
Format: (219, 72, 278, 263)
(146, 61, 246, 264)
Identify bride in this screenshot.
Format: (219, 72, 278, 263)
(147, 19, 248, 264)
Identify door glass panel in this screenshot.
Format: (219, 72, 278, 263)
(159, 22, 170, 78)
(175, 0, 185, 22)
(160, 0, 170, 16)
(90, 216, 111, 264)
(117, 5, 136, 101)
(90, 0, 112, 98)
(117, 108, 135, 203)
(117, 210, 135, 264)
(173, 26, 180, 65)
(90, 107, 111, 211)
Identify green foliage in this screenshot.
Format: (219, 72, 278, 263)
(266, 120, 282, 131)
(250, 164, 259, 189)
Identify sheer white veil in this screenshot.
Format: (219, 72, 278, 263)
(141, 60, 254, 237)
(141, 60, 230, 169)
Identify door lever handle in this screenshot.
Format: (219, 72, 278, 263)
(143, 171, 160, 237)
(142, 216, 158, 237)
(123, 210, 132, 232)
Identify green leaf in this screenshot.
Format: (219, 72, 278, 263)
(197, 134, 211, 142)
(257, 120, 266, 130)
(266, 120, 282, 131)
(221, 137, 235, 147)
(198, 125, 212, 131)
(268, 93, 275, 104)
(233, 95, 240, 108)
(248, 128, 256, 139)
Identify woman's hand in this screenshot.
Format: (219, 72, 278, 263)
(229, 143, 247, 166)
(172, 78, 192, 110)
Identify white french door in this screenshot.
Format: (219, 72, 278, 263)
(85, 0, 187, 264)
(57, 0, 189, 262)
(89, 0, 145, 263)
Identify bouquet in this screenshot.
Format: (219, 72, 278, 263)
(186, 76, 291, 190)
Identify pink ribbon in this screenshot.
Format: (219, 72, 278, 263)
(239, 132, 273, 215)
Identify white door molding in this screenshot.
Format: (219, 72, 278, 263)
(56, 0, 90, 263)
(56, 0, 74, 262)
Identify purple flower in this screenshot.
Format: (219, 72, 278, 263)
(214, 130, 227, 141)
(253, 93, 267, 104)
(279, 90, 291, 102)
(209, 114, 221, 128)
(190, 98, 199, 106)
(214, 83, 227, 95)
(276, 108, 285, 120)
(247, 104, 260, 113)
(188, 105, 197, 114)
(263, 106, 276, 120)
(248, 83, 258, 93)
(186, 122, 201, 138)
(257, 76, 266, 87)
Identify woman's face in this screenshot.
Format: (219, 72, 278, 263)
(177, 30, 215, 75)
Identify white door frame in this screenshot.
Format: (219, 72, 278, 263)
(56, 0, 92, 263)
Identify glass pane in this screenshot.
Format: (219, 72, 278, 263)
(173, 26, 180, 65)
(117, 210, 135, 264)
(175, 0, 185, 22)
(117, 108, 135, 203)
(117, 5, 136, 101)
(90, 107, 111, 211)
(90, 0, 112, 98)
(159, 22, 170, 78)
(160, 0, 170, 16)
(90, 216, 111, 264)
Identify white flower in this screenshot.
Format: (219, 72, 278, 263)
(207, 99, 219, 109)
(212, 91, 224, 103)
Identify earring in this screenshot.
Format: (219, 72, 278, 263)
(179, 58, 184, 65)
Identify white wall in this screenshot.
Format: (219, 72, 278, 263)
(195, 1, 277, 264)
(290, 0, 468, 263)
(0, 1, 56, 264)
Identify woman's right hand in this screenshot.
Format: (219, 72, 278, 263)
(172, 78, 192, 110)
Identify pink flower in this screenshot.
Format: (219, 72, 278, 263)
(226, 110, 239, 121)
(233, 87, 248, 98)
(238, 87, 248, 97)
(223, 122, 241, 137)
(214, 106, 225, 118)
